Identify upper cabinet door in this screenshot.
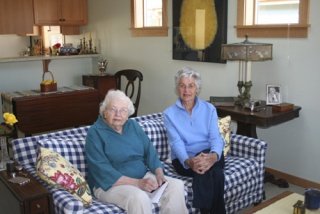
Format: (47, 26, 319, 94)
(59, 0, 88, 25)
(33, 0, 60, 25)
(33, 0, 88, 26)
(0, 0, 34, 34)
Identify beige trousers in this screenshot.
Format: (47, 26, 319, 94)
(94, 171, 188, 214)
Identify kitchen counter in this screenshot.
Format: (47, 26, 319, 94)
(0, 54, 100, 63)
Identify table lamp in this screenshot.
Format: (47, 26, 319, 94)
(221, 35, 273, 106)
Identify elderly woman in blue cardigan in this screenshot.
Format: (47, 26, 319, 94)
(163, 67, 226, 214)
(85, 89, 187, 214)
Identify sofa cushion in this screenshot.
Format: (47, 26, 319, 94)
(218, 116, 231, 156)
(163, 156, 260, 205)
(37, 137, 87, 177)
(36, 147, 92, 206)
(137, 117, 170, 161)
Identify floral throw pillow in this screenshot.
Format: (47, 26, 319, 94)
(218, 116, 231, 157)
(36, 147, 92, 206)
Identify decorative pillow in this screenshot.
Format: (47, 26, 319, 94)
(37, 137, 87, 177)
(218, 116, 231, 156)
(36, 147, 92, 206)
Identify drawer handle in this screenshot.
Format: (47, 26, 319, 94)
(37, 204, 41, 208)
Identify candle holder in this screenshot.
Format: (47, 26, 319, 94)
(88, 39, 94, 54)
(79, 32, 98, 54)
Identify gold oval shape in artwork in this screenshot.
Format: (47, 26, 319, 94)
(180, 0, 218, 50)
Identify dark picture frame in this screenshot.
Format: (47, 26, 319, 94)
(172, 0, 228, 63)
(266, 84, 282, 105)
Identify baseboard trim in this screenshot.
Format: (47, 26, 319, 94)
(265, 167, 320, 189)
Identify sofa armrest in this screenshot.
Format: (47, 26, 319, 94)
(229, 133, 267, 170)
(19, 163, 85, 214)
(51, 189, 84, 214)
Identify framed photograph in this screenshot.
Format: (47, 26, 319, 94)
(266, 85, 281, 105)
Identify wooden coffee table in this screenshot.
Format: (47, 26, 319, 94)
(243, 191, 320, 214)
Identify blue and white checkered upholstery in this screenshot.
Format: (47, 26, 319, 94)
(12, 112, 267, 214)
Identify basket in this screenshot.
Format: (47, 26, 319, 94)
(40, 71, 57, 92)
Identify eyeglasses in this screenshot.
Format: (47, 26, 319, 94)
(178, 83, 196, 90)
(107, 106, 128, 116)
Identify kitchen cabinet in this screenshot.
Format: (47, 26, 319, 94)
(0, 0, 34, 34)
(33, 0, 88, 26)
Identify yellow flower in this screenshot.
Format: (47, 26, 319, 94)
(3, 112, 18, 126)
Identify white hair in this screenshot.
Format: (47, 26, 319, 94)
(99, 90, 135, 116)
(175, 67, 202, 93)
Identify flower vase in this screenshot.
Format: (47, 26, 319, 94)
(0, 136, 10, 170)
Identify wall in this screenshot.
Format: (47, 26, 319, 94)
(0, 1, 319, 184)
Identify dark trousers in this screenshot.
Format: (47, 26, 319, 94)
(172, 150, 226, 214)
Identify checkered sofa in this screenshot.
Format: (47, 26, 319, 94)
(12, 112, 267, 214)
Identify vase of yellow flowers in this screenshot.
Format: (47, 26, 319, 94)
(0, 112, 18, 171)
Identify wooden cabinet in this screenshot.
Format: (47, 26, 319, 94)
(1, 87, 99, 136)
(0, 0, 34, 34)
(0, 169, 54, 214)
(82, 75, 117, 102)
(33, 0, 88, 26)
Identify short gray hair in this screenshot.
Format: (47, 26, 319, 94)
(175, 67, 202, 93)
(99, 90, 135, 116)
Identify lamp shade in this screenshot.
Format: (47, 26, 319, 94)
(221, 35, 273, 61)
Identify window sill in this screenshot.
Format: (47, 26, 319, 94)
(235, 24, 310, 38)
(130, 27, 168, 37)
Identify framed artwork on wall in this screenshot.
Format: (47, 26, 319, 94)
(266, 84, 281, 105)
(172, 0, 228, 63)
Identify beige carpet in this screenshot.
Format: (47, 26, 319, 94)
(237, 182, 305, 213)
(254, 193, 320, 214)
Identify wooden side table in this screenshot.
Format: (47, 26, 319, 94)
(214, 103, 302, 138)
(214, 102, 302, 185)
(0, 168, 54, 214)
(82, 74, 117, 102)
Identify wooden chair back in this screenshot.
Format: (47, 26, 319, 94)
(115, 69, 143, 117)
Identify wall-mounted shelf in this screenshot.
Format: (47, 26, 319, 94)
(0, 54, 100, 63)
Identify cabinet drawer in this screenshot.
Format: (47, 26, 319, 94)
(30, 197, 48, 213)
(0, 166, 54, 214)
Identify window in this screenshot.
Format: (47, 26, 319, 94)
(236, 0, 310, 38)
(255, 0, 299, 24)
(130, 0, 168, 37)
